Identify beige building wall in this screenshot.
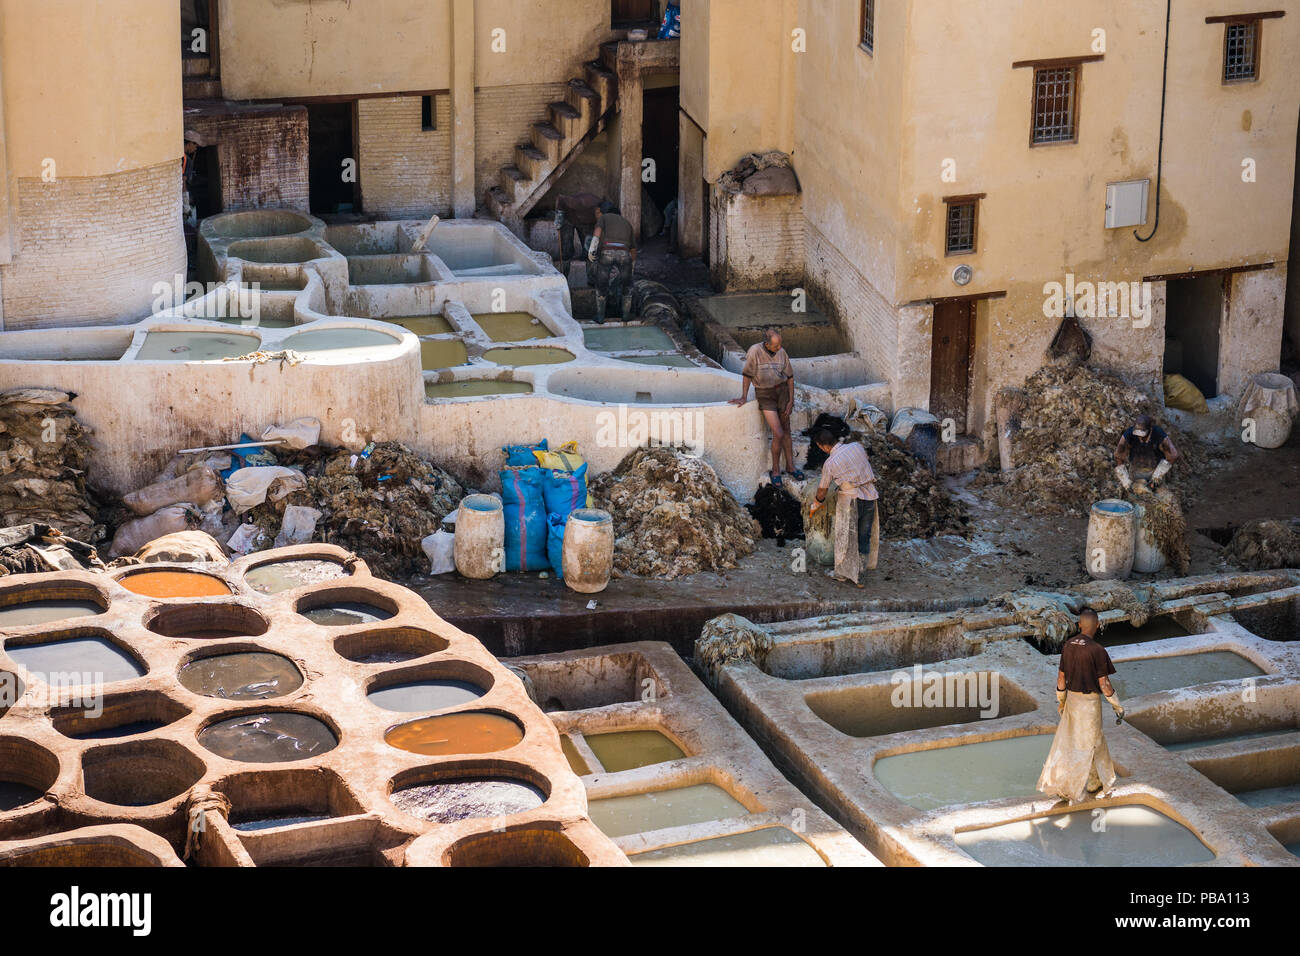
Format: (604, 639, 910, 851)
(0, 0, 185, 329)
(359, 95, 452, 218)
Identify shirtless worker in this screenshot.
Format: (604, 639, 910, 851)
(808, 428, 879, 588)
(1037, 608, 1125, 803)
(1115, 413, 1179, 492)
(728, 326, 804, 486)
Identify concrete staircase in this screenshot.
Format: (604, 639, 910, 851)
(183, 54, 221, 100)
(484, 43, 619, 234)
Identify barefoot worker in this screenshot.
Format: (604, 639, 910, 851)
(808, 429, 879, 588)
(1038, 608, 1126, 803)
(729, 326, 804, 485)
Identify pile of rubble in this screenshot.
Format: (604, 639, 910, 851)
(590, 446, 760, 579)
(1225, 518, 1300, 571)
(0, 388, 101, 543)
(247, 442, 464, 580)
(987, 364, 1205, 516)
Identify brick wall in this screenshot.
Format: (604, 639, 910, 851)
(803, 218, 906, 390)
(358, 95, 451, 218)
(708, 188, 805, 292)
(187, 105, 309, 212)
(0, 161, 187, 330)
(474, 83, 568, 202)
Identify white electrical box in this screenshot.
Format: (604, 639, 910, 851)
(1105, 179, 1150, 229)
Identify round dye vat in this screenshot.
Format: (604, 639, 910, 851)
(0, 600, 102, 628)
(302, 603, 393, 627)
(424, 379, 533, 399)
(0, 781, 44, 812)
(135, 331, 260, 362)
(391, 778, 545, 823)
(245, 559, 348, 595)
(117, 570, 230, 599)
(384, 712, 523, 756)
(199, 713, 337, 763)
(281, 328, 399, 353)
(7, 639, 144, 685)
(482, 347, 574, 367)
(178, 652, 303, 700)
(367, 679, 486, 713)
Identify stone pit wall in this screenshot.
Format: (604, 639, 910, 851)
(708, 188, 805, 292)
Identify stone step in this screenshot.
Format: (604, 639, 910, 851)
(498, 164, 530, 204)
(936, 436, 985, 474)
(530, 121, 564, 162)
(566, 79, 600, 123)
(548, 100, 584, 139)
(514, 143, 550, 180)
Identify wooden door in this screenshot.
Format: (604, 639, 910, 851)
(929, 298, 975, 434)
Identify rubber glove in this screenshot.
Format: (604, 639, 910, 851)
(1150, 458, 1172, 486)
(1056, 689, 1067, 714)
(1115, 464, 1132, 490)
(1106, 692, 1125, 724)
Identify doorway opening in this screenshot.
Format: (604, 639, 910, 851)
(307, 102, 359, 215)
(642, 85, 680, 235)
(613, 0, 657, 29)
(929, 297, 976, 435)
(1164, 274, 1224, 398)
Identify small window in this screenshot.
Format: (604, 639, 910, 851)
(421, 95, 436, 131)
(860, 0, 875, 54)
(1222, 20, 1260, 81)
(944, 196, 980, 256)
(1031, 65, 1079, 145)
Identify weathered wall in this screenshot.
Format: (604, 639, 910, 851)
(186, 105, 310, 212)
(0, 0, 185, 329)
(359, 95, 452, 218)
(475, 83, 569, 200)
(708, 189, 804, 291)
(218, 0, 607, 99)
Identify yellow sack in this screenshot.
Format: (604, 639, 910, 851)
(533, 440, 586, 472)
(1163, 373, 1208, 414)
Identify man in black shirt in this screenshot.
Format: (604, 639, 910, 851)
(1115, 413, 1179, 491)
(1037, 608, 1125, 803)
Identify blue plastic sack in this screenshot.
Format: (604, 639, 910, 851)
(500, 466, 548, 571)
(547, 512, 567, 580)
(658, 3, 681, 39)
(542, 462, 588, 524)
(503, 439, 547, 467)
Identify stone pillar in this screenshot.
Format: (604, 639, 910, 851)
(616, 51, 642, 234)
(451, 0, 476, 218)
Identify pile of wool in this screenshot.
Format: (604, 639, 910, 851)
(0, 388, 101, 542)
(694, 613, 773, 686)
(987, 364, 1204, 517)
(589, 446, 760, 579)
(1132, 487, 1190, 575)
(243, 442, 464, 579)
(1225, 518, 1300, 571)
(858, 434, 969, 538)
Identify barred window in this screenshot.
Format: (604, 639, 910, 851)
(944, 198, 979, 255)
(861, 0, 875, 54)
(1032, 65, 1079, 144)
(1223, 20, 1259, 81)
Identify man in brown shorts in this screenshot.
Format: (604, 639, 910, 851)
(1037, 608, 1126, 804)
(729, 326, 803, 485)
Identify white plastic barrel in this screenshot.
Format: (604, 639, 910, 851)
(562, 508, 614, 593)
(1086, 499, 1135, 580)
(1131, 502, 1165, 574)
(1242, 372, 1298, 449)
(454, 494, 504, 580)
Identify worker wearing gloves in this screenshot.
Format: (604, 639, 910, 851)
(588, 201, 637, 323)
(1114, 413, 1179, 492)
(1038, 608, 1123, 804)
